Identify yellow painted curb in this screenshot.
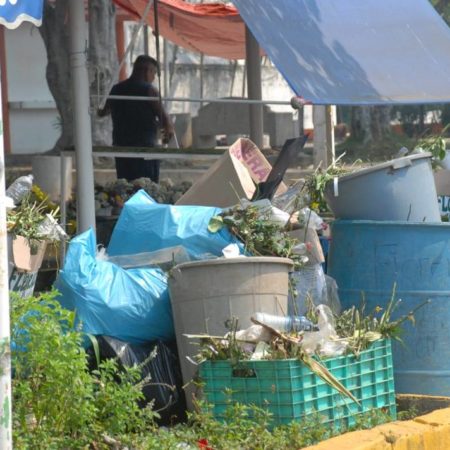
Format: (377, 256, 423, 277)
(306, 407, 450, 450)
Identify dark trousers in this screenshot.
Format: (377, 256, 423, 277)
(115, 157, 161, 183)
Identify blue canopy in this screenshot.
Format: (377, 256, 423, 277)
(0, 0, 43, 30)
(234, 0, 450, 105)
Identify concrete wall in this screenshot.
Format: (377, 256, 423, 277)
(167, 62, 314, 129)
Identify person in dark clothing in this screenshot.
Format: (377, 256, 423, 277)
(99, 55, 174, 182)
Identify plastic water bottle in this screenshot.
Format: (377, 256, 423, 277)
(6, 174, 33, 204)
(253, 312, 316, 332)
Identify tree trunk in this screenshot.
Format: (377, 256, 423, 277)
(88, 0, 118, 145)
(351, 106, 372, 144)
(39, 0, 117, 151)
(39, 0, 72, 152)
(350, 105, 392, 144)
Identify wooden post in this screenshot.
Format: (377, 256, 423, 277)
(313, 105, 335, 167)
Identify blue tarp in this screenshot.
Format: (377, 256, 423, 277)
(0, 0, 43, 29)
(234, 0, 450, 105)
(107, 190, 239, 259)
(56, 229, 174, 344)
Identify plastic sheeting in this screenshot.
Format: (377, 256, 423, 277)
(88, 337, 186, 424)
(233, 0, 450, 105)
(107, 190, 240, 258)
(114, 0, 248, 59)
(56, 229, 174, 343)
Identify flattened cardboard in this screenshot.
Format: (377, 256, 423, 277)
(434, 170, 450, 217)
(11, 235, 47, 273)
(9, 270, 39, 298)
(435, 169, 450, 196)
(176, 152, 256, 207)
(229, 138, 287, 194)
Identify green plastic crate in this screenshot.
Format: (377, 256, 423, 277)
(199, 339, 396, 427)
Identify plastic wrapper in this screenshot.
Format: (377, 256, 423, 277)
(56, 229, 174, 343)
(88, 337, 186, 425)
(37, 214, 68, 241)
(106, 246, 191, 270)
(298, 207, 325, 231)
(272, 180, 307, 214)
(325, 274, 342, 315)
(289, 264, 341, 316)
(233, 324, 272, 343)
(301, 304, 348, 357)
(222, 243, 243, 258)
(240, 198, 290, 226)
(107, 190, 240, 259)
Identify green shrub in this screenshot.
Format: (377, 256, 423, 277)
(10, 290, 157, 449)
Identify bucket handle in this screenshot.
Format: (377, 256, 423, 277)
(390, 158, 412, 171)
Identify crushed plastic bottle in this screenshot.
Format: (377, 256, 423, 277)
(6, 174, 33, 205)
(253, 312, 317, 332)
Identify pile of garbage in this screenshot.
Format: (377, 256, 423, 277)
(55, 136, 338, 416)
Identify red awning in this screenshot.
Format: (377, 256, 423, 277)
(113, 0, 248, 59)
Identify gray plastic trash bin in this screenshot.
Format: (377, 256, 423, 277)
(168, 256, 293, 408)
(324, 153, 440, 222)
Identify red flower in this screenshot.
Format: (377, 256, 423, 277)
(198, 438, 213, 450)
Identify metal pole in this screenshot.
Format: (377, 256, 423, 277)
(0, 66, 12, 450)
(163, 39, 169, 108)
(68, 0, 96, 232)
(143, 26, 149, 55)
(99, 94, 292, 106)
(245, 25, 263, 148)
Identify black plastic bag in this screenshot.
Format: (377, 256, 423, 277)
(89, 336, 186, 425)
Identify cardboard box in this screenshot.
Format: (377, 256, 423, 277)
(434, 170, 450, 217)
(176, 138, 287, 207)
(287, 227, 325, 266)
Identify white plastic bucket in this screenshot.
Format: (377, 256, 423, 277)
(168, 256, 293, 408)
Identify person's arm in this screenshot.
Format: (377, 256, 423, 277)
(97, 100, 111, 117)
(148, 85, 174, 144)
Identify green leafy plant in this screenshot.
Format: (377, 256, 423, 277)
(136, 400, 393, 449)
(304, 160, 349, 213)
(334, 285, 431, 357)
(10, 290, 157, 449)
(208, 204, 306, 269)
(7, 193, 59, 244)
(414, 124, 450, 161)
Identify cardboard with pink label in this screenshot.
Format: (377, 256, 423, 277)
(176, 138, 287, 207)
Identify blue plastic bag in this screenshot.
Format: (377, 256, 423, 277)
(56, 229, 174, 343)
(107, 190, 240, 258)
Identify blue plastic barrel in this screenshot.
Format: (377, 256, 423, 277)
(328, 220, 450, 395)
